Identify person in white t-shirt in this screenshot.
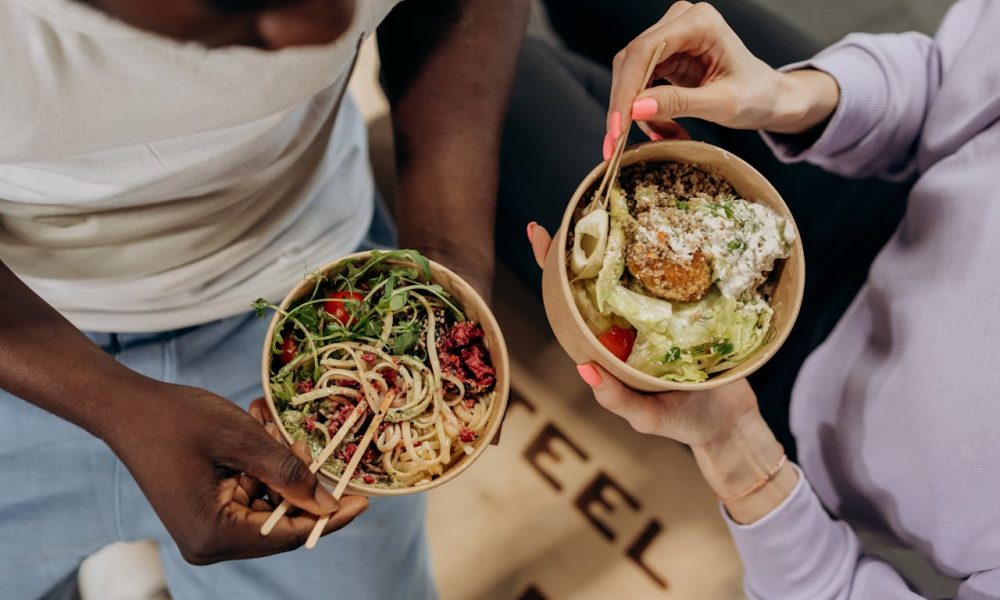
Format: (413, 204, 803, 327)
(0, 0, 527, 597)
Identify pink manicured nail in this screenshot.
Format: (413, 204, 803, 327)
(648, 131, 664, 141)
(526, 221, 536, 242)
(602, 133, 613, 160)
(631, 97, 658, 121)
(610, 111, 622, 140)
(577, 364, 603, 387)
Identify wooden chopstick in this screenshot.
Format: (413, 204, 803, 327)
(590, 41, 668, 213)
(601, 127, 631, 207)
(259, 401, 367, 536)
(303, 390, 396, 550)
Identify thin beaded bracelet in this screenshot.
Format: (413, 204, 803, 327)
(716, 453, 788, 504)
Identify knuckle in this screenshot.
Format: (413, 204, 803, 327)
(178, 533, 225, 566)
(179, 548, 214, 566)
(663, 89, 689, 116)
(629, 417, 654, 435)
(690, 3, 721, 29)
(596, 392, 622, 412)
(276, 449, 309, 485)
(691, 2, 720, 19)
(665, 0, 693, 18)
(626, 38, 651, 57)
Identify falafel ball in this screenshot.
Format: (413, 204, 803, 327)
(626, 233, 713, 302)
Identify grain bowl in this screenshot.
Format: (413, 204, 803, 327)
(542, 140, 804, 392)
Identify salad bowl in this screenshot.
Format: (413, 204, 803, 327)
(541, 140, 805, 392)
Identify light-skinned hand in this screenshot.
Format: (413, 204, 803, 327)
(604, 0, 838, 153)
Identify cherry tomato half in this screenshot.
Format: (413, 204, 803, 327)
(280, 336, 298, 364)
(324, 291, 364, 326)
(597, 325, 637, 362)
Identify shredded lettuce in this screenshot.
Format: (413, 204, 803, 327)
(571, 281, 613, 335)
(595, 187, 630, 312)
(623, 290, 772, 382)
(605, 285, 672, 332)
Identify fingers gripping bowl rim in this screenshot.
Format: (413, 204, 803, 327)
(541, 140, 805, 392)
(261, 251, 510, 496)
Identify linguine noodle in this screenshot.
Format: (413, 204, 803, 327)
(256, 251, 496, 489)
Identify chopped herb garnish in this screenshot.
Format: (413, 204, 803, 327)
(712, 339, 734, 356)
(663, 346, 682, 362)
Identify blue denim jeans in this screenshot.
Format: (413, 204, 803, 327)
(0, 201, 437, 599)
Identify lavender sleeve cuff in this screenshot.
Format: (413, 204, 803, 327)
(761, 42, 890, 164)
(722, 464, 861, 599)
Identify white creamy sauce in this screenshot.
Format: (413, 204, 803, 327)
(634, 209, 702, 263)
(636, 195, 794, 298)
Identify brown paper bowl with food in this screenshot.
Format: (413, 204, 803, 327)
(541, 140, 805, 393)
(262, 251, 510, 496)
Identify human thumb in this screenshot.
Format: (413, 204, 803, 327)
(631, 83, 737, 127)
(237, 432, 339, 515)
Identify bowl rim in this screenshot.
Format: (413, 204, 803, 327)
(260, 250, 511, 496)
(552, 139, 805, 391)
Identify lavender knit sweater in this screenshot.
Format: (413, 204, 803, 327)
(725, 1, 1000, 597)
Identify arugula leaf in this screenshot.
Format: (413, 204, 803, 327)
(350, 249, 432, 285)
(290, 304, 320, 331)
(392, 330, 418, 355)
(361, 319, 381, 337)
(252, 298, 274, 318)
(389, 292, 407, 312)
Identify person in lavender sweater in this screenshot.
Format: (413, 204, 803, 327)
(521, 0, 1000, 597)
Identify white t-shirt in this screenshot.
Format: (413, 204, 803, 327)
(0, 0, 400, 332)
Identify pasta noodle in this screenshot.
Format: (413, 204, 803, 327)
(256, 250, 497, 489)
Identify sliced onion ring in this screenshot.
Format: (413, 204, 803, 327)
(570, 208, 610, 279)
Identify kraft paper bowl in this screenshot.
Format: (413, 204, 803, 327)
(541, 140, 805, 392)
(262, 251, 510, 496)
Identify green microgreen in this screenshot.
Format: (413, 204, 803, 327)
(255, 250, 464, 386)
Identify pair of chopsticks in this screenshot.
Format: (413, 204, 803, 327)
(259, 390, 396, 549)
(587, 42, 668, 215)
